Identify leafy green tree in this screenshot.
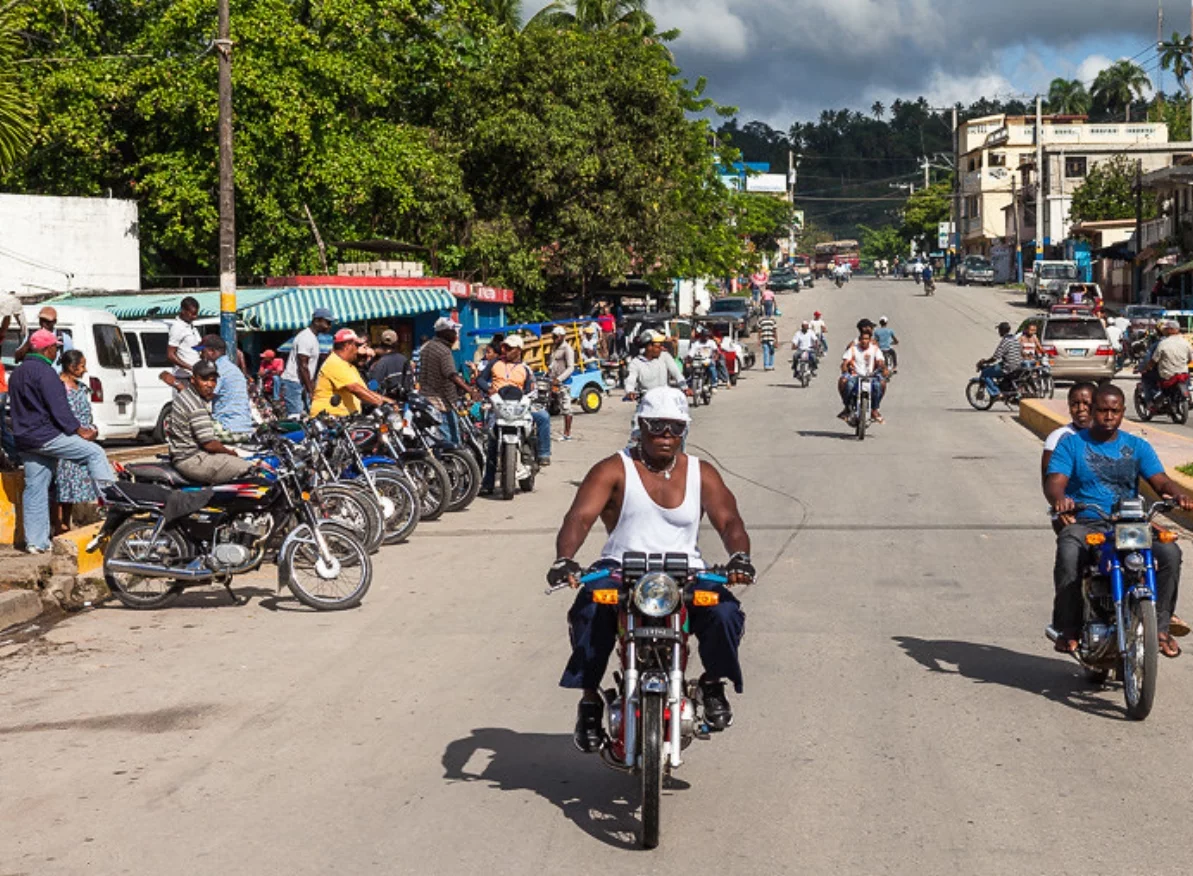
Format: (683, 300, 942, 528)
(1161, 32, 1193, 92)
(858, 224, 904, 263)
(479, 0, 523, 32)
(1069, 154, 1156, 224)
(0, 0, 32, 173)
(1047, 78, 1091, 115)
(527, 0, 672, 38)
(899, 180, 950, 252)
(1092, 60, 1151, 122)
(870, 101, 884, 120)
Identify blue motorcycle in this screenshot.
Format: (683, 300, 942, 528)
(1047, 497, 1177, 720)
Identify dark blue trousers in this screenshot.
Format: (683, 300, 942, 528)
(560, 586, 746, 693)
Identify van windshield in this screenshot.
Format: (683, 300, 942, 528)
(92, 325, 130, 369)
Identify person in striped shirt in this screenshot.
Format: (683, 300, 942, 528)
(757, 314, 778, 370)
(977, 322, 1023, 401)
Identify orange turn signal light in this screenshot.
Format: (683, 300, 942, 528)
(1158, 529, 1179, 543)
(692, 591, 720, 607)
(592, 589, 620, 606)
(1085, 533, 1107, 546)
(301, 491, 311, 502)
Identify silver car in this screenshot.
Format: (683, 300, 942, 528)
(1040, 315, 1116, 380)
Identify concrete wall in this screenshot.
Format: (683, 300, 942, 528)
(0, 194, 140, 295)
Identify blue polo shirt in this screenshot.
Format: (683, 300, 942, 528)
(212, 355, 253, 433)
(1047, 429, 1164, 519)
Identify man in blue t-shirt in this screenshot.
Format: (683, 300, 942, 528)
(1045, 384, 1193, 656)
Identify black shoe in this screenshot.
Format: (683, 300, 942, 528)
(573, 699, 605, 753)
(700, 679, 733, 731)
(479, 486, 494, 496)
(539, 457, 551, 467)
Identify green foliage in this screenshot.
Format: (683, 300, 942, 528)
(1069, 155, 1156, 224)
(733, 192, 791, 252)
(1047, 78, 1091, 116)
(0, 0, 33, 173)
(858, 224, 904, 262)
(1092, 60, 1152, 122)
(1161, 33, 1193, 92)
(899, 180, 951, 251)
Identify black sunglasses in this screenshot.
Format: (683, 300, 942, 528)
(639, 418, 686, 438)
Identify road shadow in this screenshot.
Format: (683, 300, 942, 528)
(796, 429, 858, 441)
(443, 727, 688, 849)
(891, 636, 1126, 720)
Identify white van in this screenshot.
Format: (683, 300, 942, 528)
(119, 318, 219, 441)
(2, 306, 139, 441)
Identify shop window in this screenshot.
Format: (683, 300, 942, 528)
(1065, 156, 1087, 179)
(988, 152, 1006, 168)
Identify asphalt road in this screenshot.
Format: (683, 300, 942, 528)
(2, 277, 1191, 875)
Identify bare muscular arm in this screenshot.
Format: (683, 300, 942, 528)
(554, 455, 624, 561)
(700, 461, 750, 556)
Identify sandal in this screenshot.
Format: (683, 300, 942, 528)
(1170, 615, 1191, 638)
(1159, 633, 1182, 659)
(1054, 636, 1079, 654)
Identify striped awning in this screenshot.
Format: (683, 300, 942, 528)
(50, 288, 285, 320)
(241, 285, 455, 332)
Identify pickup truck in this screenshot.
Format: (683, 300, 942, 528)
(1026, 260, 1080, 307)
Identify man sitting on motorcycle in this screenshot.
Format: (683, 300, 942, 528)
(168, 360, 257, 485)
(873, 316, 898, 373)
(1045, 384, 1193, 657)
(810, 311, 828, 354)
(791, 320, 819, 374)
(838, 319, 888, 424)
(625, 331, 687, 400)
(977, 322, 1023, 402)
(1139, 319, 1193, 406)
(688, 328, 722, 389)
(477, 335, 553, 489)
(547, 387, 754, 751)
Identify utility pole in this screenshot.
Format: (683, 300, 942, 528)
(788, 149, 796, 259)
(1135, 158, 1144, 303)
(1035, 96, 1044, 264)
(921, 156, 930, 190)
(951, 106, 959, 278)
(1011, 173, 1023, 283)
(216, 0, 237, 352)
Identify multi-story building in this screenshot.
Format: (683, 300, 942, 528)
(958, 114, 1182, 259)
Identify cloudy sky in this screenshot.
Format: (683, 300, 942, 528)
(527, 0, 1166, 128)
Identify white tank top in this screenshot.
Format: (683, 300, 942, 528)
(600, 451, 704, 568)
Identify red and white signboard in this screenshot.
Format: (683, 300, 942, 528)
(472, 285, 515, 304)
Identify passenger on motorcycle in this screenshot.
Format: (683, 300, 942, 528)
(791, 321, 819, 374)
(1045, 384, 1193, 657)
(810, 312, 828, 354)
(625, 331, 688, 400)
(688, 329, 722, 389)
(977, 322, 1023, 401)
(547, 387, 754, 751)
(548, 327, 575, 442)
(1139, 320, 1193, 405)
(1040, 382, 1096, 485)
(1019, 323, 1045, 362)
(476, 334, 553, 482)
(873, 317, 898, 373)
(838, 319, 889, 424)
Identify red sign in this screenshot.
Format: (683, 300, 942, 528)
(449, 279, 469, 299)
(472, 285, 515, 304)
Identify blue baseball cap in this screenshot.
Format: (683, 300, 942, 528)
(312, 307, 334, 322)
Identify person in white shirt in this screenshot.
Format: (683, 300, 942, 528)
(810, 311, 828, 355)
(791, 321, 819, 374)
(688, 329, 722, 387)
(279, 308, 333, 416)
(838, 320, 888, 423)
(166, 297, 202, 386)
(580, 323, 601, 361)
(1104, 316, 1124, 352)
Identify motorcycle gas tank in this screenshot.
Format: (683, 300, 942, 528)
(201, 482, 275, 514)
(349, 424, 381, 454)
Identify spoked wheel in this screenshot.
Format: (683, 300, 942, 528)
(690, 383, 701, 408)
(856, 395, 868, 441)
(311, 483, 383, 553)
(103, 519, 188, 609)
(1122, 598, 1158, 720)
(799, 366, 810, 388)
(966, 379, 996, 411)
(500, 442, 517, 500)
(370, 470, 421, 545)
(1042, 372, 1055, 399)
(1134, 384, 1154, 422)
(404, 456, 452, 521)
(640, 692, 665, 850)
(279, 521, 372, 611)
(440, 448, 482, 513)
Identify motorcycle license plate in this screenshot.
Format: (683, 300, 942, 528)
(1066, 348, 1087, 357)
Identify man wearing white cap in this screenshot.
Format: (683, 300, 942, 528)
(547, 386, 754, 750)
(1140, 319, 1193, 407)
(548, 326, 576, 441)
(625, 330, 687, 399)
(477, 334, 553, 491)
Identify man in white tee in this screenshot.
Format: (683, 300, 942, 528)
(791, 320, 819, 374)
(280, 307, 333, 416)
(838, 320, 888, 423)
(688, 329, 721, 387)
(166, 296, 202, 387)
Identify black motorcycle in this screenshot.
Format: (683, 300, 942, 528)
(1135, 373, 1191, 425)
(965, 363, 1038, 410)
(683, 357, 713, 407)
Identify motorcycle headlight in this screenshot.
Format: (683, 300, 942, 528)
(1124, 551, 1148, 572)
(1115, 524, 1153, 551)
(632, 572, 680, 618)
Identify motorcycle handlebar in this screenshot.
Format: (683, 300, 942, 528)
(544, 566, 731, 595)
(1048, 499, 1177, 522)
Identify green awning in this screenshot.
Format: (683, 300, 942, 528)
(50, 288, 284, 319)
(241, 285, 455, 332)
(1161, 260, 1193, 280)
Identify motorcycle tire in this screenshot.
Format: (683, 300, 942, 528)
(800, 369, 810, 389)
(370, 470, 421, 545)
(966, 379, 996, 411)
(440, 447, 482, 513)
(1173, 394, 1190, 425)
(279, 521, 372, 611)
(103, 518, 189, 609)
(640, 692, 665, 850)
(405, 455, 452, 522)
(1123, 597, 1158, 721)
(1134, 384, 1154, 422)
(1042, 373, 1055, 399)
(312, 483, 384, 554)
(857, 396, 868, 441)
(500, 442, 517, 500)
(690, 384, 701, 408)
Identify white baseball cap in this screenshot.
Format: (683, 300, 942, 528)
(434, 316, 462, 332)
(551, 326, 567, 337)
(637, 387, 691, 423)
(503, 334, 525, 349)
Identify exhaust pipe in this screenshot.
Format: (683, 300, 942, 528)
(1044, 626, 1060, 643)
(105, 559, 214, 581)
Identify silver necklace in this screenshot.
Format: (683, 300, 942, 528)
(639, 451, 678, 480)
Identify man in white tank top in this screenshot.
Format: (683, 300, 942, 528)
(547, 387, 755, 752)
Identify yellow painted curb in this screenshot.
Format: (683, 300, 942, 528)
(1016, 399, 1065, 442)
(54, 523, 104, 576)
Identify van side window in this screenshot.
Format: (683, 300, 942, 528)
(126, 333, 144, 368)
(139, 332, 172, 368)
(92, 325, 129, 369)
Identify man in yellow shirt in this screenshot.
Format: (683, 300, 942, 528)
(310, 329, 395, 416)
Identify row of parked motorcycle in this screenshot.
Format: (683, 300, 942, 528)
(94, 380, 541, 612)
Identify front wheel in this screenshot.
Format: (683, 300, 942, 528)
(279, 521, 372, 611)
(371, 470, 421, 544)
(1134, 384, 1154, 422)
(856, 395, 868, 441)
(1123, 597, 1158, 720)
(439, 448, 482, 513)
(500, 441, 517, 500)
(966, 379, 995, 411)
(311, 483, 383, 554)
(404, 456, 452, 522)
(640, 693, 664, 849)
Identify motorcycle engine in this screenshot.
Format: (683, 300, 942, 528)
(231, 512, 272, 539)
(212, 541, 252, 568)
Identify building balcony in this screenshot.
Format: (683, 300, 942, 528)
(1140, 217, 1170, 250)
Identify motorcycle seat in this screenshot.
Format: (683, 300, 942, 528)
(123, 462, 198, 487)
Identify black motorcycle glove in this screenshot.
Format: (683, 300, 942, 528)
(726, 552, 755, 582)
(547, 557, 583, 588)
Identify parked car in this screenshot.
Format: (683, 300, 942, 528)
(1, 305, 139, 441)
(956, 255, 995, 286)
(767, 267, 800, 292)
(120, 318, 219, 441)
(707, 297, 758, 337)
(1019, 314, 1116, 381)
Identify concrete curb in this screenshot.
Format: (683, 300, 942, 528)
(0, 589, 42, 632)
(1017, 399, 1193, 531)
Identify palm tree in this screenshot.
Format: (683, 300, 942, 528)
(527, 0, 660, 36)
(481, 0, 523, 32)
(0, 0, 32, 174)
(1091, 59, 1152, 122)
(870, 101, 885, 120)
(1046, 78, 1091, 115)
(1160, 31, 1193, 92)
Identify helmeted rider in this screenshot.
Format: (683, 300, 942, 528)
(838, 318, 889, 424)
(547, 387, 754, 752)
(873, 316, 898, 373)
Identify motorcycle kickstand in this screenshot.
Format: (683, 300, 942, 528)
(219, 576, 249, 606)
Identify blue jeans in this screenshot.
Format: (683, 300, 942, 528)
(845, 375, 885, 410)
(280, 379, 306, 417)
(439, 407, 462, 446)
(762, 341, 775, 369)
(763, 300, 775, 316)
(22, 433, 116, 551)
(981, 364, 1004, 397)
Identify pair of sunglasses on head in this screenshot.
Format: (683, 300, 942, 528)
(639, 418, 687, 438)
